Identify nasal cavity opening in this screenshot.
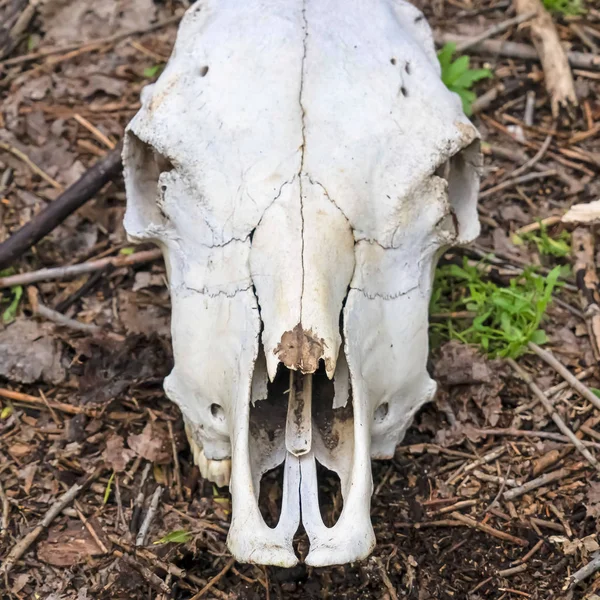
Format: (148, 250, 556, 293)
(374, 402, 389, 424)
(124, 132, 175, 234)
(210, 403, 225, 422)
(258, 463, 285, 529)
(316, 461, 343, 528)
(434, 139, 480, 243)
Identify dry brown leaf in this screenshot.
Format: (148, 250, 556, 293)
(103, 434, 135, 472)
(128, 422, 169, 463)
(586, 481, 600, 518)
(37, 521, 106, 566)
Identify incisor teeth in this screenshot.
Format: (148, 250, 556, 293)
(185, 426, 231, 487)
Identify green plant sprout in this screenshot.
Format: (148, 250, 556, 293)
(543, 0, 585, 16)
(437, 42, 493, 116)
(154, 530, 192, 545)
(512, 223, 571, 258)
(430, 259, 562, 358)
(0, 268, 23, 324)
(143, 64, 164, 79)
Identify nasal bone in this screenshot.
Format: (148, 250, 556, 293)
(285, 370, 313, 456)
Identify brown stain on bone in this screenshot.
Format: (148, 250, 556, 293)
(275, 324, 325, 374)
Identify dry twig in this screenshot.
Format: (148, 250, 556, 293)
(136, 485, 163, 546)
(450, 512, 528, 546)
(515, 0, 577, 115)
(508, 359, 600, 472)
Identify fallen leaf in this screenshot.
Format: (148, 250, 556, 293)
(586, 481, 600, 518)
(0, 319, 65, 384)
(37, 520, 106, 566)
(11, 573, 30, 594)
(8, 442, 31, 459)
(562, 199, 600, 224)
(434, 341, 491, 386)
(128, 422, 169, 463)
(103, 434, 135, 472)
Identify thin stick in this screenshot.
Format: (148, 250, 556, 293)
(0, 142, 123, 270)
(0, 478, 9, 534)
(456, 11, 537, 52)
(0, 15, 182, 67)
(509, 132, 554, 179)
(168, 421, 183, 502)
(190, 557, 236, 600)
(136, 485, 163, 546)
(73, 114, 116, 149)
(498, 564, 527, 577)
(450, 512, 529, 546)
(74, 500, 109, 554)
(27, 286, 124, 341)
(131, 462, 151, 534)
(0, 141, 62, 190)
(513, 539, 545, 566)
(528, 342, 600, 411)
(508, 358, 600, 472)
(0, 387, 97, 416)
(374, 557, 399, 600)
(565, 552, 600, 589)
(479, 170, 558, 200)
(435, 33, 600, 71)
(473, 427, 600, 448)
(1, 469, 101, 575)
(503, 467, 573, 501)
(115, 551, 171, 594)
(0, 248, 162, 288)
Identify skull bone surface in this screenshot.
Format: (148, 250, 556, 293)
(123, 0, 481, 567)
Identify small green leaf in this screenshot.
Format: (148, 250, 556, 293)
(543, 0, 585, 16)
(143, 64, 164, 79)
(3, 285, 23, 324)
(119, 247, 135, 255)
(103, 471, 115, 504)
(154, 530, 192, 544)
(530, 329, 548, 345)
(591, 388, 600, 399)
(1, 405, 12, 419)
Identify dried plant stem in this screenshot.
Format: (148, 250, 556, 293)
(136, 485, 163, 546)
(190, 558, 236, 600)
(503, 467, 573, 501)
(115, 551, 171, 594)
(2, 469, 101, 575)
(527, 343, 600, 411)
(0, 248, 162, 288)
(450, 512, 529, 546)
(455, 11, 537, 52)
(435, 33, 600, 71)
(508, 359, 600, 472)
(515, 0, 577, 116)
(0, 387, 97, 416)
(0, 141, 62, 190)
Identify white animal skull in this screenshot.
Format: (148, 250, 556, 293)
(123, 0, 481, 567)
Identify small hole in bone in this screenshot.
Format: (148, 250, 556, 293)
(390, 58, 397, 65)
(316, 461, 343, 528)
(374, 402, 389, 424)
(199, 65, 209, 77)
(405, 62, 411, 74)
(400, 86, 408, 98)
(258, 463, 285, 528)
(210, 403, 225, 422)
